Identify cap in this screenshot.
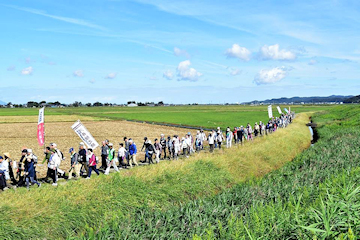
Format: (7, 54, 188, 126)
(144, 137, 148, 140)
(22, 149, 28, 153)
(108, 143, 113, 147)
(51, 143, 57, 147)
(27, 149, 33, 153)
(69, 148, 74, 153)
(79, 142, 85, 146)
(0, 156, 3, 159)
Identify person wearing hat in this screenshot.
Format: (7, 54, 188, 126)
(123, 137, 130, 165)
(128, 139, 138, 168)
(4, 152, 17, 185)
(48, 149, 61, 186)
(50, 143, 65, 177)
(104, 143, 119, 175)
(78, 142, 88, 177)
(26, 149, 39, 181)
(117, 143, 127, 169)
(208, 132, 215, 153)
(24, 153, 41, 189)
(0, 156, 9, 190)
(68, 148, 80, 179)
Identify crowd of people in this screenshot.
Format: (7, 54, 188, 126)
(0, 113, 294, 190)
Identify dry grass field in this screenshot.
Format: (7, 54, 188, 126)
(0, 117, 196, 177)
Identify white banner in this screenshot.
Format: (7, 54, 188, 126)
(276, 106, 282, 114)
(268, 105, 273, 118)
(38, 107, 45, 124)
(71, 120, 99, 149)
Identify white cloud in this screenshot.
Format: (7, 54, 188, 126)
(174, 47, 190, 58)
(105, 72, 117, 79)
(308, 59, 317, 65)
(254, 66, 287, 85)
(225, 44, 251, 61)
(259, 44, 296, 60)
(229, 68, 242, 76)
(177, 60, 202, 81)
(163, 70, 174, 80)
(73, 70, 84, 77)
(21, 66, 33, 75)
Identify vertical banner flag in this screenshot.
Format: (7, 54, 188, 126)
(284, 108, 289, 113)
(71, 120, 99, 149)
(268, 105, 273, 118)
(277, 106, 282, 114)
(37, 107, 45, 146)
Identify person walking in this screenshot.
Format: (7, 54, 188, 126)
(217, 129, 224, 149)
(128, 139, 138, 168)
(208, 132, 215, 152)
(118, 143, 127, 169)
(154, 138, 161, 163)
(0, 156, 9, 190)
(3, 153, 16, 185)
(78, 142, 88, 177)
(124, 137, 130, 165)
(105, 143, 119, 175)
(160, 134, 167, 159)
(16, 149, 27, 187)
(100, 141, 109, 170)
(50, 143, 65, 177)
(167, 136, 173, 159)
(247, 123, 253, 141)
(48, 149, 61, 186)
(42, 147, 52, 182)
(86, 149, 100, 179)
(145, 140, 155, 164)
(68, 148, 80, 179)
(24, 154, 41, 189)
(226, 129, 233, 148)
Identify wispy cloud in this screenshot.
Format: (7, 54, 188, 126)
(105, 73, 117, 79)
(73, 70, 84, 77)
(174, 47, 190, 58)
(163, 70, 174, 80)
(4, 5, 107, 31)
(7, 66, 15, 71)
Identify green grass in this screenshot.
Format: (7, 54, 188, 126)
(71, 105, 360, 239)
(0, 111, 311, 239)
(0, 105, 333, 129)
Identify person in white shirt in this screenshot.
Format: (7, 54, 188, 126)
(208, 132, 215, 152)
(48, 149, 61, 186)
(118, 143, 127, 169)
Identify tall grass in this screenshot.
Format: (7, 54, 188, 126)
(0, 113, 310, 239)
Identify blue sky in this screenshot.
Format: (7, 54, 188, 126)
(1, 0, 360, 104)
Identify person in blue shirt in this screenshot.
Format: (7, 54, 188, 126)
(24, 156, 41, 190)
(128, 139, 138, 168)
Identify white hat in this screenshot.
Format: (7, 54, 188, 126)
(160, 133, 164, 137)
(27, 149, 32, 153)
(79, 142, 85, 146)
(51, 143, 57, 147)
(108, 143, 113, 146)
(129, 139, 133, 143)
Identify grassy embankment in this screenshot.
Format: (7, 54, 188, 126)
(88, 105, 360, 239)
(0, 113, 311, 239)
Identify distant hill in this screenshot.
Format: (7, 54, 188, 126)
(245, 95, 353, 104)
(343, 95, 360, 103)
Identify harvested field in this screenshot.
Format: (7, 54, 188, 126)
(0, 118, 196, 177)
